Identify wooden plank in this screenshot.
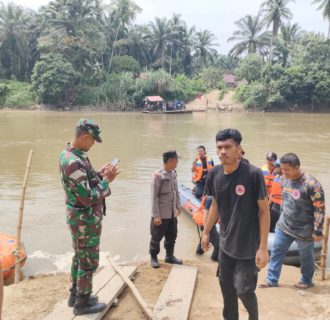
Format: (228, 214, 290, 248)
(74, 266, 136, 320)
(153, 265, 197, 320)
(45, 265, 136, 320)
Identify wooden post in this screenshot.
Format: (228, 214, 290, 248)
(15, 150, 33, 284)
(320, 216, 330, 280)
(108, 257, 153, 319)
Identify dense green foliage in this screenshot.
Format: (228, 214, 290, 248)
(0, 0, 329, 110)
(0, 80, 35, 108)
(236, 34, 330, 111)
(31, 54, 81, 107)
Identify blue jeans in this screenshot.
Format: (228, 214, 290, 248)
(267, 227, 314, 285)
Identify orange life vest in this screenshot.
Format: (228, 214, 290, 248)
(261, 164, 275, 196)
(269, 175, 282, 205)
(192, 156, 213, 182)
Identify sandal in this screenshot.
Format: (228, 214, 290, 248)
(258, 281, 278, 288)
(294, 282, 314, 289)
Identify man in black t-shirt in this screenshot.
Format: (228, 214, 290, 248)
(202, 129, 270, 320)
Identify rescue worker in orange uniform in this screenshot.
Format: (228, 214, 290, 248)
(269, 160, 282, 232)
(261, 152, 277, 197)
(192, 145, 214, 199)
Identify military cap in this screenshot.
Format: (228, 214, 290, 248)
(76, 118, 102, 143)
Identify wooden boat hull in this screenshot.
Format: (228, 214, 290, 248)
(0, 233, 27, 280)
(142, 110, 193, 114)
(179, 184, 322, 266)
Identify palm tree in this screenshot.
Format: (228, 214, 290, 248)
(114, 26, 150, 67)
(147, 17, 175, 69)
(228, 14, 269, 57)
(107, 0, 141, 73)
(39, 0, 106, 78)
(274, 22, 301, 66)
(215, 54, 239, 73)
(177, 22, 196, 75)
(193, 30, 218, 66)
(312, 0, 330, 38)
(260, 0, 294, 38)
(0, 2, 31, 80)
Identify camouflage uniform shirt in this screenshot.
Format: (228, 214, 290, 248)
(59, 143, 111, 227)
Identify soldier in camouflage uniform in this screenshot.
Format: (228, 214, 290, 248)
(59, 119, 119, 316)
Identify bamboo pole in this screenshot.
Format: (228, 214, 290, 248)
(108, 257, 153, 319)
(15, 150, 33, 284)
(320, 216, 330, 281)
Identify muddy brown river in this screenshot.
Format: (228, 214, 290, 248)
(0, 110, 329, 275)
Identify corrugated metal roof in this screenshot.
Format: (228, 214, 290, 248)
(145, 96, 163, 102)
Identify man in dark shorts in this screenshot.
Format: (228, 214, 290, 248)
(202, 129, 270, 320)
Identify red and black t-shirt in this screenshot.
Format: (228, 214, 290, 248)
(205, 161, 267, 260)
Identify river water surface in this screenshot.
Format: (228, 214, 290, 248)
(1, 110, 329, 275)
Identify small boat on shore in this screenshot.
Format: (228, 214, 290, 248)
(179, 184, 322, 266)
(0, 233, 27, 280)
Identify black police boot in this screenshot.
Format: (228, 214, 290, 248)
(165, 255, 183, 265)
(151, 255, 160, 268)
(73, 294, 106, 316)
(196, 243, 204, 255)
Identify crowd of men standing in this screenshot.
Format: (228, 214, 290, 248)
(58, 119, 326, 319)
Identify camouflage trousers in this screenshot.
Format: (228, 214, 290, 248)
(67, 221, 102, 295)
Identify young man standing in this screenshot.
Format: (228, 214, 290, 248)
(260, 153, 325, 289)
(149, 150, 182, 268)
(202, 129, 270, 320)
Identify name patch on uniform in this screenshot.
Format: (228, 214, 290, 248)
(235, 185, 245, 196)
(292, 189, 301, 200)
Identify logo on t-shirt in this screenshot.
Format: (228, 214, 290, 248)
(235, 185, 245, 196)
(291, 189, 301, 200)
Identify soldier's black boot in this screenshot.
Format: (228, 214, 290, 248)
(73, 294, 106, 315)
(165, 255, 183, 265)
(68, 284, 99, 307)
(68, 284, 77, 307)
(151, 255, 159, 268)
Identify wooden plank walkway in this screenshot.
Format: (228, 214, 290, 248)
(153, 265, 198, 320)
(45, 265, 136, 320)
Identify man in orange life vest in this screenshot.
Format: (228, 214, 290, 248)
(192, 145, 214, 199)
(269, 160, 282, 232)
(262, 152, 277, 197)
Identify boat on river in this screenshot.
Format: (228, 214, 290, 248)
(142, 109, 192, 114)
(142, 95, 192, 114)
(179, 184, 322, 266)
(0, 233, 27, 280)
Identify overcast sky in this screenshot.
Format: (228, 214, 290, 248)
(2, 0, 328, 53)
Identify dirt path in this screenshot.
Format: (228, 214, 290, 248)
(186, 90, 243, 111)
(3, 261, 329, 320)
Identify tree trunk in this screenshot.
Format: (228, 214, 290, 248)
(108, 23, 121, 74)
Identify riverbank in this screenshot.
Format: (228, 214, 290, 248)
(3, 260, 329, 320)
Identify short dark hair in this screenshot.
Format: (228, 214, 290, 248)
(197, 145, 205, 151)
(215, 129, 242, 145)
(163, 150, 178, 163)
(280, 153, 300, 167)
